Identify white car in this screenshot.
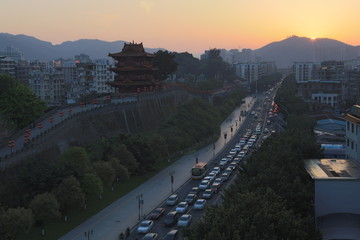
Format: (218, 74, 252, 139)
(202, 189, 213, 199)
(229, 149, 237, 155)
(166, 194, 178, 206)
(177, 214, 192, 227)
(199, 180, 210, 190)
(175, 202, 188, 213)
(194, 199, 206, 210)
(207, 172, 217, 181)
(235, 144, 241, 151)
(211, 167, 221, 175)
(238, 151, 246, 158)
(137, 220, 154, 234)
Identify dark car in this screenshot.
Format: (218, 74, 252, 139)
(163, 211, 179, 227)
(147, 207, 165, 220)
(210, 183, 221, 193)
(163, 229, 178, 240)
(184, 193, 197, 205)
(142, 233, 159, 240)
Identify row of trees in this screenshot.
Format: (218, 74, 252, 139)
(184, 75, 322, 239)
(0, 85, 247, 239)
(0, 74, 47, 130)
(156, 49, 237, 84)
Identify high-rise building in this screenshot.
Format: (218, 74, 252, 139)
(293, 62, 320, 82)
(0, 56, 16, 77)
(94, 59, 115, 94)
(234, 62, 276, 84)
(0, 46, 23, 61)
(29, 68, 65, 106)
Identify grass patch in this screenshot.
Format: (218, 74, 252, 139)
(18, 161, 172, 240)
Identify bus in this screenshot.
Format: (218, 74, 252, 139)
(191, 162, 208, 180)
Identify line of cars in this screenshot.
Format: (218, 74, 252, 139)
(135, 102, 270, 240)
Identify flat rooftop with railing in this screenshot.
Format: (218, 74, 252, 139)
(304, 158, 360, 180)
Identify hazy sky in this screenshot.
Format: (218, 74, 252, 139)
(1, 0, 360, 54)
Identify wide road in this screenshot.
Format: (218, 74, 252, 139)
(126, 90, 278, 240)
(59, 96, 256, 240)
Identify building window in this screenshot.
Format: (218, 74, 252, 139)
(347, 138, 349, 146)
(347, 122, 350, 131)
(351, 141, 354, 150)
(352, 123, 354, 133)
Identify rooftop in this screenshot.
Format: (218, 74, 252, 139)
(304, 159, 360, 180)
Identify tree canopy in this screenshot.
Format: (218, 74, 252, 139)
(29, 193, 61, 226)
(153, 50, 178, 80)
(0, 74, 46, 129)
(0, 207, 33, 240)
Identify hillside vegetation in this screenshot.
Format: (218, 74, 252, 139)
(0, 86, 246, 240)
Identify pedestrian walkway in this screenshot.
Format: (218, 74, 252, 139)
(59, 96, 256, 240)
(0, 97, 137, 167)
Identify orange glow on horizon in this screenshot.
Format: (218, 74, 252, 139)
(1, 0, 359, 54)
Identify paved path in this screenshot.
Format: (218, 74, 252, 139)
(59, 96, 256, 240)
(0, 97, 137, 167)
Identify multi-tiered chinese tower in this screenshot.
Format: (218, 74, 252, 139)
(108, 42, 160, 93)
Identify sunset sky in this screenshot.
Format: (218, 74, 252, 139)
(1, 0, 360, 55)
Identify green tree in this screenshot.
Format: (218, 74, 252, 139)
(110, 157, 130, 182)
(60, 146, 90, 178)
(81, 173, 103, 197)
(54, 176, 85, 213)
(18, 156, 65, 201)
(153, 50, 178, 80)
(174, 52, 202, 80)
(0, 207, 33, 240)
(29, 193, 60, 227)
(0, 74, 17, 97)
(0, 76, 46, 129)
(92, 161, 115, 186)
(110, 143, 138, 174)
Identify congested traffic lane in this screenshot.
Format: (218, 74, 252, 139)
(127, 91, 279, 240)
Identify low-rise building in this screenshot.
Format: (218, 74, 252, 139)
(304, 158, 360, 239)
(344, 105, 360, 163)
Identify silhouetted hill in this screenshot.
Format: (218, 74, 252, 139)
(1, 34, 359, 67)
(0, 33, 163, 60)
(255, 36, 360, 67)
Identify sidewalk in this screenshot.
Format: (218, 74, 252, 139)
(59, 96, 256, 240)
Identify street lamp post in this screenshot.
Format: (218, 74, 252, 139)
(169, 171, 175, 193)
(136, 194, 143, 220)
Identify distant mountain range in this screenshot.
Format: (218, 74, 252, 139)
(254, 36, 360, 67)
(0, 33, 163, 60)
(0, 33, 359, 67)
